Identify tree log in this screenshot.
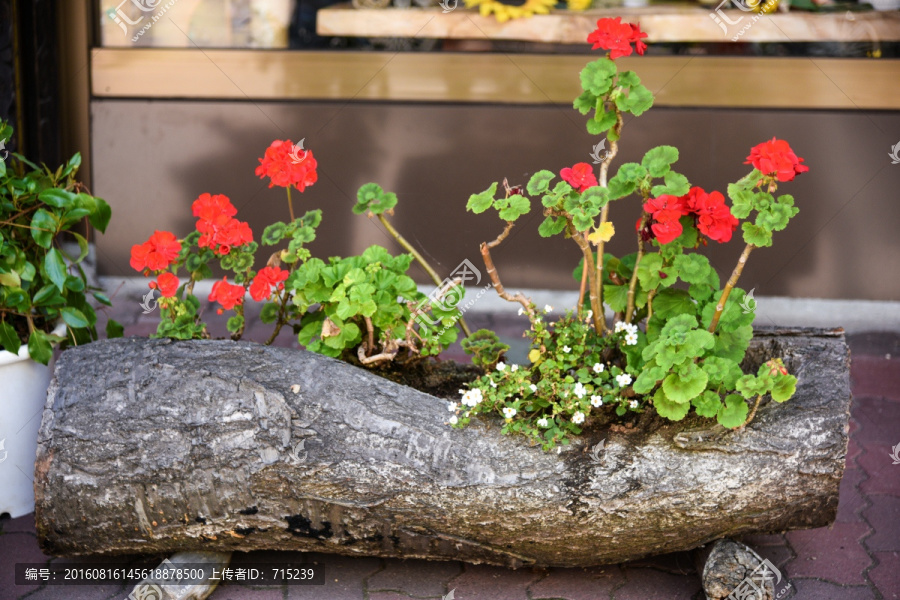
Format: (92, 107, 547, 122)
(34, 328, 851, 567)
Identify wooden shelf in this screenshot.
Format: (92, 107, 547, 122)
(317, 3, 900, 43)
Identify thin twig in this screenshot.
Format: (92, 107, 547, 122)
(576, 262, 588, 316)
(364, 316, 375, 356)
(480, 222, 536, 321)
(592, 111, 623, 335)
(709, 243, 755, 332)
(739, 394, 763, 429)
(624, 213, 648, 323)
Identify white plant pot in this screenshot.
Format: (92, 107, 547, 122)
(0, 326, 64, 518)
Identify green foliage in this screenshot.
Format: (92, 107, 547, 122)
(0, 120, 120, 364)
(461, 329, 509, 369)
(353, 183, 398, 215)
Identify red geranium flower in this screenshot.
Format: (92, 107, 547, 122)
(255, 140, 318, 192)
(644, 194, 689, 223)
(209, 278, 245, 313)
(650, 220, 683, 245)
(130, 230, 182, 272)
(191, 193, 237, 222)
(249, 266, 290, 302)
(197, 217, 253, 255)
(587, 17, 648, 60)
(560, 162, 599, 192)
(745, 137, 809, 182)
(150, 272, 179, 298)
(688, 188, 738, 243)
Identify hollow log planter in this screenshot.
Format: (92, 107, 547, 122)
(34, 329, 851, 567)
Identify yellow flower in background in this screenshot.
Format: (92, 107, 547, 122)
(528, 348, 542, 363)
(588, 221, 615, 245)
(567, 0, 592, 10)
(464, 0, 557, 22)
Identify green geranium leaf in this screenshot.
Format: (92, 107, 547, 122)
(466, 182, 498, 214)
(354, 183, 398, 215)
(573, 90, 597, 115)
(727, 184, 755, 219)
(587, 108, 618, 135)
(615, 83, 654, 116)
(538, 216, 567, 238)
(641, 146, 679, 178)
(262, 222, 287, 245)
(673, 253, 713, 286)
(653, 387, 691, 421)
(756, 203, 797, 232)
(527, 170, 555, 195)
(651, 171, 690, 198)
(662, 363, 708, 403)
(735, 373, 770, 399)
(650, 288, 695, 320)
(580, 58, 617, 96)
(717, 394, 749, 428)
(771, 374, 797, 402)
(742, 222, 772, 247)
(498, 194, 530, 221)
(692, 390, 722, 418)
(603, 284, 628, 313)
(633, 363, 666, 394)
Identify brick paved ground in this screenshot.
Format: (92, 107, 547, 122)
(1, 296, 897, 600)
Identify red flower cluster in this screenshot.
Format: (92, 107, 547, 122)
(642, 187, 738, 245)
(255, 140, 318, 192)
(587, 17, 648, 60)
(209, 277, 245, 313)
(745, 137, 809, 183)
(249, 266, 289, 302)
(150, 272, 179, 298)
(192, 193, 253, 255)
(560, 162, 599, 192)
(130, 230, 182, 272)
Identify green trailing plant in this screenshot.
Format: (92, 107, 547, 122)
(0, 120, 121, 364)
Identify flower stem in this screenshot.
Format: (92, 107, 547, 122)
(376, 213, 471, 338)
(480, 222, 536, 322)
(286, 186, 295, 222)
(576, 261, 588, 316)
(624, 213, 648, 323)
(592, 111, 623, 335)
(708, 243, 755, 332)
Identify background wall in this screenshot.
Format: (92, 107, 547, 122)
(91, 100, 900, 300)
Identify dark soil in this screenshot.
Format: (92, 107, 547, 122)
(359, 357, 485, 400)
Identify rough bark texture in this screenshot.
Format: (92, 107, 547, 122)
(34, 328, 851, 567)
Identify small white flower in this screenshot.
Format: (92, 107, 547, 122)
(502, 407, 517, 419)
(449, 415, 459, 425)
(489, 378, 498, 388)
(572, 411, 585, 424)
(448, 402, 459, 412)
(517, 307, 525, 316)
(629, 400, 639, 409)
(496, 361, 507, 372)
(615, 321, 628, 333)
(462, 388, 484, 407)
(573, 382, 587, 399)
(562, 345, 571, 353)
(557, 446, 562, 454)
(544, 304, 553, 313)
(458, 389, 466, 396)
(535, 316, 542, 323)
(625, 332, 638, 346)
(616, 373, 633, 387)
(511, 364, 519, 372)
(586, 310, 593, 319)
(590, 395, 603, 407)
(593, 362, 604, 374)
(529, 384, 538, 393)
(537, 417, 549, 427)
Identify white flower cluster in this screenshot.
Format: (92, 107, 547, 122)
(502, 406, 517, 419)
(615, 321, 639, 346)
(593, 362, 604, 374)
(461, 388, 484, 407)
(572, 411, 585, 424)
(615, 373, 633, 387)
(590, 394, 603, 407)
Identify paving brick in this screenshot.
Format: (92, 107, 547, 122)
(756, 544, 794, 571)
(623, 552, 695, 576)
(367, 558, 461, 597)
(527, 566, 624, 600)
(853, 396, 900, 445)
(787, 579, 875, 600)
(284, 554, 380, 600)
(0, 532, 50, 597)
(847, 418, 863, 463)
(850, 357, 900, 401)
(369, 593, 423, 600)
(445, 564, 542, 600)
(784, 522, 872, 586)
(836, 462, 867, 523)
(25, 583, 127, 600)
(613, 567, 701, 600)
(869, 551, 900, 600)
(209, 585, 286, 600)
(862, 494, 900, 552)
(857, 442, 900, 496)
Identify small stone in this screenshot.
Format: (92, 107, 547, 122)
(291, 384, 301, 394)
